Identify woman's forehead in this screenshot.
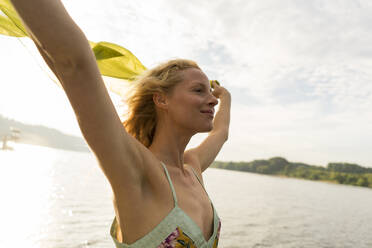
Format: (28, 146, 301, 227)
(180, 68, 209, 85)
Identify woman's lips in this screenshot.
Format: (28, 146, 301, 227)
(201, 110, 214, 118)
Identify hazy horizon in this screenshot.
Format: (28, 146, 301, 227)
(1, 113, 371, 169)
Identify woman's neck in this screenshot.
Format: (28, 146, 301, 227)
(148, 123, 193, 175)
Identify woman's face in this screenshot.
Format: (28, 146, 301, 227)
(166, 68, 218, 134)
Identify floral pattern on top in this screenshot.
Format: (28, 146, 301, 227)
(157, 227, 196, 248)
(157, 220, 221, 248)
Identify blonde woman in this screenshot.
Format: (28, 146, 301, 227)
(10, 0, 231, 247)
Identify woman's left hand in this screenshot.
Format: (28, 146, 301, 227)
(211, 80, 231, 100)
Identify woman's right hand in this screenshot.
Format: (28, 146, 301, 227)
(10, 0, 90, 65)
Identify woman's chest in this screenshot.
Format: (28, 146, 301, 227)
(113, 168, 215, 244)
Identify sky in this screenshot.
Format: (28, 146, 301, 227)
(1, 0, 372, 167)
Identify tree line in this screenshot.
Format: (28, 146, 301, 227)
(211, 157, 372, 188)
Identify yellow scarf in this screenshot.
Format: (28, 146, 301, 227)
(0, 0, 218, 96)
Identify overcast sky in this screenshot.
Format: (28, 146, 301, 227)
(1, 0, 371, 167)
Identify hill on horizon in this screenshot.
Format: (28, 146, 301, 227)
(0, 114, 89, 152)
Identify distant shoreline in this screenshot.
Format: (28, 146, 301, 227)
(0, 114, 90, 153)
(212, 157, 372, 189)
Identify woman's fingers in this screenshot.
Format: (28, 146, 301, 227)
(210, 80, 220, 89)
(211, 80, 231, 99)
(211, 80, 224, 98)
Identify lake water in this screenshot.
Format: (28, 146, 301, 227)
(0, 143, 371, 248)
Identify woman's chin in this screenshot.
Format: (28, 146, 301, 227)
(198, 124, 213, 133)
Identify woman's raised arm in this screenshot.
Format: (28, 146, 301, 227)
(10, 0, 89, 65)
(10, 0, 151, 191)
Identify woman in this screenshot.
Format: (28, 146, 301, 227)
(10, 0, 231, 247)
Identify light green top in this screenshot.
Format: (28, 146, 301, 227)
(110, 161, 221, 248)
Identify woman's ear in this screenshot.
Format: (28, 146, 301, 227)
(153, 92, 169, 110)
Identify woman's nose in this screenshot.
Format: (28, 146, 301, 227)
(208, 93, 218, 106)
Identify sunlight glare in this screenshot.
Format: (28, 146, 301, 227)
(0, 143, 59, 248)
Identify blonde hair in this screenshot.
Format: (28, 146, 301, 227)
(121, 59, 200, 147)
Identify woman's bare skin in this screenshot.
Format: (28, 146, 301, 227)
(113, 160, 215, 243)
(9, 0, 231, 244)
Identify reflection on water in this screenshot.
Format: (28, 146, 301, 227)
(207, 168, 372, 248)
(1, 143, 372, 248)
(0, 143, 55, 247)
(0, 143, 114, 248)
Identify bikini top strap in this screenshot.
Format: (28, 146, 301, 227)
(189, 166, 215, 208)
(160, 161, 178, 206)
(189, 166, 207, 192)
